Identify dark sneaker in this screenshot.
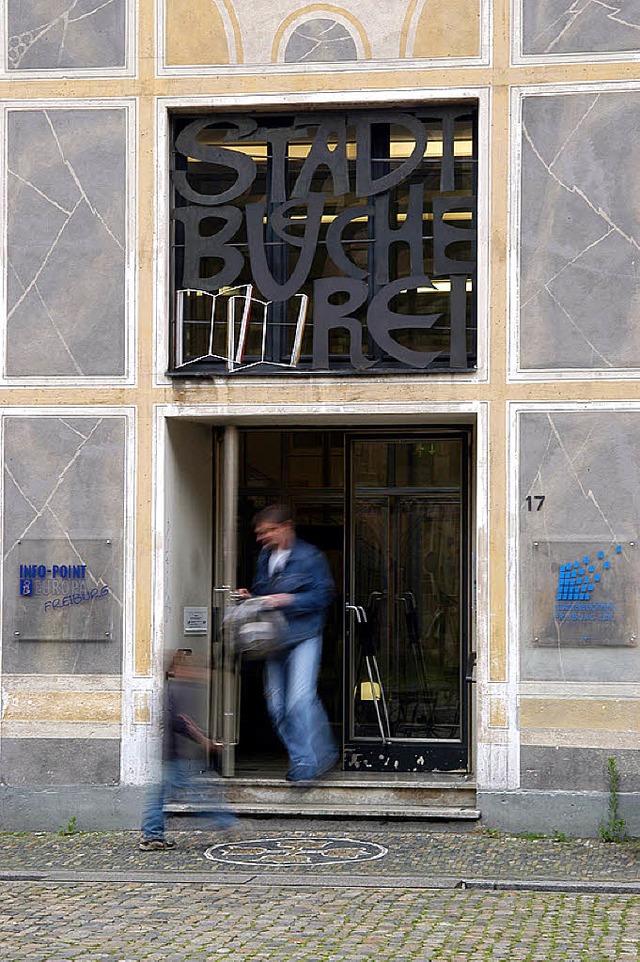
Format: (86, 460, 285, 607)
(139, 837, 177, 851)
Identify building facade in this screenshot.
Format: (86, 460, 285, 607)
(1, 0, 639, 834)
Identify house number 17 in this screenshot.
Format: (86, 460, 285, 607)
(525, 495, 545, 511)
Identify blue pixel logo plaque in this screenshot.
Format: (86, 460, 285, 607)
(531, 540, 637, 648)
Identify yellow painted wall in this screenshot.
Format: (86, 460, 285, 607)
(166, 0, 234, 65)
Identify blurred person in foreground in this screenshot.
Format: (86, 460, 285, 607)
(238, 504, 338, 782)
(139, 649, 237, 851)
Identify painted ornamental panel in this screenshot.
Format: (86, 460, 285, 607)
(163, 0, 482, 68)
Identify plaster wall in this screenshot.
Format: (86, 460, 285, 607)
(0, 0, 638, 833)
(162, 420, 214, 662)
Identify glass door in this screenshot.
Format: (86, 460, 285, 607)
(346, 433, 470, 772)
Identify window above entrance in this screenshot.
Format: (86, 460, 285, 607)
(168, 106, 477, 376)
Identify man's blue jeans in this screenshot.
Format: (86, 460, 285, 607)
(141, 758, 236, 840)
(264, 634, 337, 776)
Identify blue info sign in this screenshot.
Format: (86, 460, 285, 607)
(12, 540, 117, 642)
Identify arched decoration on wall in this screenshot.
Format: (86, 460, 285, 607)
(272, 4, 370, 63)
(400, 0, 480, 59)
(165, 0, 243, 66)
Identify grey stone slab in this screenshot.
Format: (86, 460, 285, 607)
(7, 0, 127, 71)
(478, 789, 640, 838)
(7, 109, 83, 212)
(0, 785, 145, 831)
(5, 108, 127, 378)
(0, 738, 120, 787)
(3, 639, 123, 676)
(519, 410, 640, 681)
(2, 415, 125, 673)
(521, 746, 640, 792)
(522, 0, 640, 57)
(519, 92, 640, 371)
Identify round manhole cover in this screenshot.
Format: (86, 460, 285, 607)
(204, 835, 388, 866)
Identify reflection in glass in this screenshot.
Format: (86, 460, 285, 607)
(351, 439, 462, 741)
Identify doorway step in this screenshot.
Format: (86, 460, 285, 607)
(166, 772, 479, 821)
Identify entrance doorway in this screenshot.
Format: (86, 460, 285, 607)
(212, 427, 472, 776)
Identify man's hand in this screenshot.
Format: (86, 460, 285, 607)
(261, 593, 293, 608)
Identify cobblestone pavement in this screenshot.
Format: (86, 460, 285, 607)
(1, 879, 638, 961)
(1, 819, 638, 884)
(0, 822, 638, 960)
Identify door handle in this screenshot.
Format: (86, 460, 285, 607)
(465, 651, 477, 683)
(346, 604, 367, 623)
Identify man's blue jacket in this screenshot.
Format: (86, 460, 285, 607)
(251, 537, 335, 648)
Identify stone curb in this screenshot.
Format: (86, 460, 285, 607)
(1, 868, 638, 895)
(459, 878, 640, 895)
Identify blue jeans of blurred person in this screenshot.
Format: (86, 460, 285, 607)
(264, 634, 338, 781)
(141, 758, 236, 841)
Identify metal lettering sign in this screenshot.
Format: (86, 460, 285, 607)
(169, 107, 477, 375)
(11, 539, 118, 642)
(530, 541, 638, 648)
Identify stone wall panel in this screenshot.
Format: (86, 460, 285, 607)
(2, 415, 126, 675)
(6, 0, 127, 71)
(519, 91, 640, 371)
(519, 410, 640, 681)
(521, 745, 640, 792)
(0, 738, 120, 785)
(5, 108, 128, 378)
(522, 0, 640, 58)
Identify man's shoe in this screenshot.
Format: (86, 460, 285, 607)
(286, 765, 316, 783)
(139, 837, 177, 851)
(315, 751, 339, 778)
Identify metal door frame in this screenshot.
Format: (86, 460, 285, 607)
(212, 426, 240, 776)
(211, 424, 473, 776)
(344, 428, 472, 772)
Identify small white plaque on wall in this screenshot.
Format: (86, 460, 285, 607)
(183, 606, 208, 635)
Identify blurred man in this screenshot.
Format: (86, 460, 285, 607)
(238, 504, 338, 782)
